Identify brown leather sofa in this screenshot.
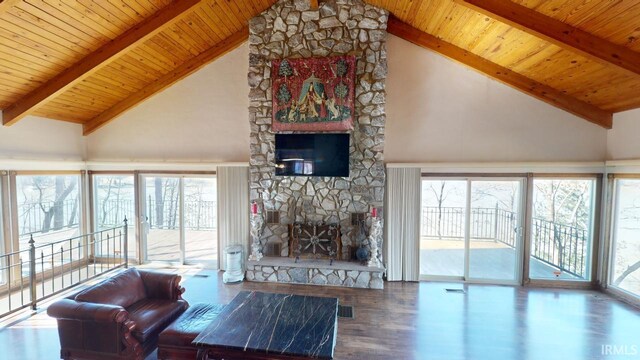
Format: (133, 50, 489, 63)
(47, 268, 189, 360)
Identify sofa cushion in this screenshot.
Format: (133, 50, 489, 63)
(128, 299, 188, 343)
(158, 303, 226, 347)
(75, 268, 147, 308)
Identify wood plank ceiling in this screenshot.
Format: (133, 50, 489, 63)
(0, 0, 638, 134)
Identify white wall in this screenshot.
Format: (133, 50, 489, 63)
(86, 44, 250, 163)
(43, 35, 611, 164)
(385, 35, 608, 163)
(607, 109, 640, 160)
(0, 114, 85, 161)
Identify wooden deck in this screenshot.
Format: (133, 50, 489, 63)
(1, 266, 639, 360)
(421, 238, 579, 280)
(146, 229, 218, 263)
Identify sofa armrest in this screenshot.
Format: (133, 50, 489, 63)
(47, 298, 129, 323)
(47, 299, 143, 359)
(138, 270, 185, 300)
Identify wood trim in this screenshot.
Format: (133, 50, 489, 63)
(14, 170, 83, 175)
(83, 27, 249, 136)
(591, 175, 604, 285)
(387, 17, 613, 129)
(602, 173, 640, 179)
(136, 171, 217, 175)
(88, 171, 136, 175)
(421, 173, 528, 178)
(1, 0, 203, 126)
(531, 173, 603, 179)
(603, 286, 640, 310)
(454, 0, 640, 77)
(524, 278, 597, 290)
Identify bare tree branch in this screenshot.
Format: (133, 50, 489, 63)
(614, 260, 640, 286)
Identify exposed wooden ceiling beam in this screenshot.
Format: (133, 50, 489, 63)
(454, 0, 640, 77)
(83, 27, 249, 136)
(387, 17, 613, 129)
(2, 0, 202, 127)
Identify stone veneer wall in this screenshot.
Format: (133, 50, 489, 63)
(248, 0, 388, 260)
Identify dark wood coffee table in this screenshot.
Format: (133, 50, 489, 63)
(192, 291, 338, 360)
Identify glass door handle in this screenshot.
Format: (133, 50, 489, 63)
(514, 226, 523, 239)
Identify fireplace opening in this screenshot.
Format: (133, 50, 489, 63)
(288, 223, 342, 261)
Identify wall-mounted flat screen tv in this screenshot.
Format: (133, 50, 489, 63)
(275, 133, 350, 177)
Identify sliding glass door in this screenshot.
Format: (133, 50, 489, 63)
(610, 178, 640, 298)
(469, 180, 522, 282)
(528, 178, 596, 282)
(420, 178, 524, 283)
(142, 177, 181, 262)
(420, 180, 467, 278)
(184, 178, 217, 264)
(92, 174, 136, 261)
(140, 175, 218, 267)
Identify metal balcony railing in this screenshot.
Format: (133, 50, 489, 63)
(18, 198, 217, 237)
(0, 220, 128, 319)
(18, 199, 80, 236)
(421, 206, 588, 278)
(145, 198, 217, 231)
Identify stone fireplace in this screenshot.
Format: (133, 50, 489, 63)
(246, 0, 388, 289)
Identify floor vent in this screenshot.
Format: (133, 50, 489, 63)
(445, 288, 466, 294)
(337, 305, 354, 319)
(193, 274, 210, 278)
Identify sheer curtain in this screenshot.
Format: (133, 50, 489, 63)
(384, 167, 421, 281)
(217, 166, 249, 270)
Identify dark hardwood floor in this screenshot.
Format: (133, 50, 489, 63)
(1, 266, 639, 360)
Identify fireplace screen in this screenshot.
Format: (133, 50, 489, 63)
(288, 223, 342, 260)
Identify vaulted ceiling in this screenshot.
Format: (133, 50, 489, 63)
(0, 0, 639, 135)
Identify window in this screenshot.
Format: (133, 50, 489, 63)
(529, 178, 596, 281)
(610, 178, 640, 298)
(16, 174, 81, 252)
(14, 174, 82, 280)
(93, 174, 136, 261)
